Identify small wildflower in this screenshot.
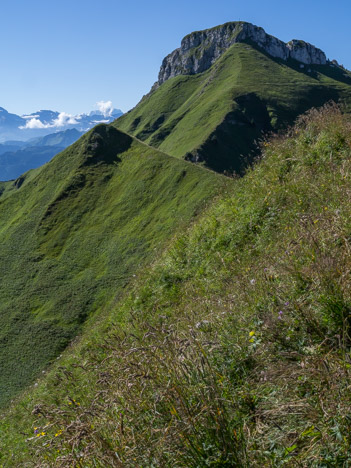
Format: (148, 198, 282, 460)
(249, 331, 255, 337)
(284, 302, 289, 306)
(278, 311, 283, 320)
(250, 279, 256, 285)
(170, 405, 178, 416)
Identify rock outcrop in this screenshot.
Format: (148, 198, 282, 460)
(157, 22, 327, 86)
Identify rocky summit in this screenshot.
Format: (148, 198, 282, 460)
(157, 21, 327, 86)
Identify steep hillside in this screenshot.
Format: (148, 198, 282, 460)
(2, 104, 351, 467)
(0, 180, 10, 195)
(0, 124, 223, 408)
(116, 23, 351, 173)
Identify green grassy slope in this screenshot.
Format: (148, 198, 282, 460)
(116, 42, 351, 173)
(0, 124, 223, 408)
(0, 181, 9, 196)
(2, 104, 351, 466)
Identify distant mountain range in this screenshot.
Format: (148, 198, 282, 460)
(0, 106, 123, 142)
(0, 129, 84, 180)
(0, 105, 123, 179)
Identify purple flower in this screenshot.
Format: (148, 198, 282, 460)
(278, 311, 283, 320)
(284, 302, 289, 306)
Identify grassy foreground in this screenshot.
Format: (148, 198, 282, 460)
(1, 104, 351, 466)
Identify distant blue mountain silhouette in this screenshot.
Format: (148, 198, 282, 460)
(0, 129, 83, 180)
(0, 106, 123, 141)
(0, 106, 123, 180)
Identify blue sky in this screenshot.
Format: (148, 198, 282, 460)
(1, 0, 350, 115)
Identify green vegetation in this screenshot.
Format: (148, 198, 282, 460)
(0, 124, 223, 408)
(0, 181, 9, 196)
(2, 23, 351, 466)
(117, 42, 351, 173)
(1, 104, 351, 466)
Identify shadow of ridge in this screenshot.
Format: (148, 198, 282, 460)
(82, 124, 133, 166)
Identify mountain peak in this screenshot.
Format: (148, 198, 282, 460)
(81, 124, 132, 166)
(157, 21, 327, 86)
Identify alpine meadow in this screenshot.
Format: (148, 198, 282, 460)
(1, 20, 351, 467)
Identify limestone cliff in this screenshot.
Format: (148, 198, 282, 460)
(157, 22, 327, 86)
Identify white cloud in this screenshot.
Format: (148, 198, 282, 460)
(21, 118, 48, 129)
(19, 112, 78, 129)
(18, 103, 115, 131)
(52, 112, 79, 127)
(96, 100, 113, 117)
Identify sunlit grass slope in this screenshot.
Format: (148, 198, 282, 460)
(0, 124, 223, 408)
(2, 104, 351, 466)
(116, 42, 351, 173)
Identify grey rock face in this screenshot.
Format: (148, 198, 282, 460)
(157, 22, 327, 86)
(287, 40, 327, 65)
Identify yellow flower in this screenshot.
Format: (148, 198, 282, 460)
(249, 331, 255, 337)
(170, 405, 178, 416)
